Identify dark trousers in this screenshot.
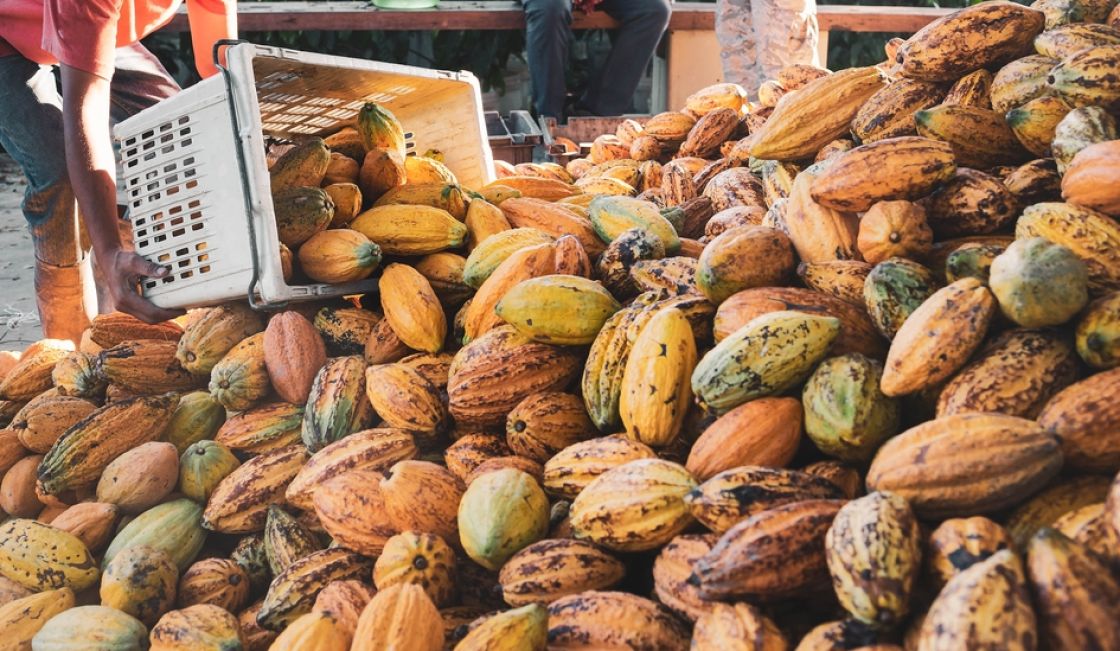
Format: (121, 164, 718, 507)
(523, 0, 672, 118)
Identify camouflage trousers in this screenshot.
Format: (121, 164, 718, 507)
(715, 0, 821, 95)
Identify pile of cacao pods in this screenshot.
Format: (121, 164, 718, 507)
(3, 0, 1120, 648)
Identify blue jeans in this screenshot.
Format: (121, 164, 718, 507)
(0, 44, 178, 340)
(523, 0, 672, 118)
(0, 43, 179, 266)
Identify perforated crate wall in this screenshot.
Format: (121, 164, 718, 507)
(121, 116, 211, 292)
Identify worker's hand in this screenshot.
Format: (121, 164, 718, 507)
(103, 249, 185, 323)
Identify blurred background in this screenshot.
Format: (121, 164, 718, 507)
(141, 0, 980, 116)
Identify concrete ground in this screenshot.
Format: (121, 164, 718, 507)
(0, 153, 42, 351)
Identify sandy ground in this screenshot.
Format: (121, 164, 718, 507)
(0, 154, 41, 351)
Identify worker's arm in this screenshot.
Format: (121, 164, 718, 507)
(187, 0, 238, 78)
(60, 64, 184, 323)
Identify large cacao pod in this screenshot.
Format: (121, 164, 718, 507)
(569, 459, 697, 552)
(301, 356, 374, 453)
(176, 303, 264, 376)
(458, 468, 549, 570)
(264, 311, 327, 405)
(917, 549, 1037, 651)
(692, 311, 839, 414)
(692, 500, 845, 601)
(866, 413, 1063, 518)
(37, 393, 177, 496)
(258, 548, 372, 631)
(285, 427, 417, 511)
(448, 326, 581, 431)
(99, 339, 199, 396)
(202, 444, 308, 534)
(498, 538, 625, 607)
(542, 435, 657, 499)
(880, 278, 996, 397)
(1026, 527, 1120, 650)
(313, 470, 396, 556)
(351, 583, 444, 651)
(684, 466, 845, 534)
(936, 328, 1081, 419)
(1037, 367, 1120, 472)
(546, 591, 690, 651)
(825, 491, 922, 627)
(803, 354, 901, 462)
(685, 397, 803, 481)
(898, 2, 1045, 81)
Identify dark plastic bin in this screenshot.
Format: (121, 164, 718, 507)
(486, 110, 543, 164)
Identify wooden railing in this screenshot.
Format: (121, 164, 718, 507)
(165, 1, 951, 35)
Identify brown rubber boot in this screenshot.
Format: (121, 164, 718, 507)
(34, 259, 96, 346)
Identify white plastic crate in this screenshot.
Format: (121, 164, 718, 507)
(113, 42, 494, 310)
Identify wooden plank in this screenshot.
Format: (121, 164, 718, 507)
(818, 5, 949, 33)
(164, 2, 951, 33)
(666, 30, 724, 112)
(817, 29, 830, 68)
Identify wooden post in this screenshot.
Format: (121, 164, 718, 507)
(666, 30, 725, 111)
(818, 29, 831, 68)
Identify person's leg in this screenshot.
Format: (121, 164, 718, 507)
(752, 0, 820, 81)
(583, 0, 671, 115)
(90, 43, 183, 312)
(523, 0, 573, 119)
(0, 55, 94, 344)
(716, 0, 763, 95)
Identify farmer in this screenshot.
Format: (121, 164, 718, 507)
(523, 0, 672, 119)
(0, 0, 236, 342)
(716, 0, 820, 94)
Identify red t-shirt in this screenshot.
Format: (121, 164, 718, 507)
(0, 0, 235, 79)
